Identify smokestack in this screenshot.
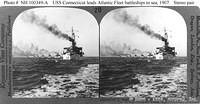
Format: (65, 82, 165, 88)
(112, 9, 166, 42)
(22, 11, 74, 42)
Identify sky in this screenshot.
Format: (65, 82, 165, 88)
(13, 7, 99, 56)
(101, 7, 187, 56)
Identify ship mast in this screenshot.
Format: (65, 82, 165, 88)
(163, 28, 169, 47)
(71, 27, 77, 52)
(164, 28, 168, 41)
(71, 27, 75, 41)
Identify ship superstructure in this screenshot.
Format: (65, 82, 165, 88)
(62, 28, 84, 61)
(155, 29, 176, 60)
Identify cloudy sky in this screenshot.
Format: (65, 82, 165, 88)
(13, 7, 99, 56)
(101, 7, 187, 56)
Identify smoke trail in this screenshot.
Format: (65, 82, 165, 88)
(21, 11, 74, 42)
(112, 9, 166, 42)
(100, 42, 128, 56)
(13, 44, 58, 57)
(100, 42, 149, 56)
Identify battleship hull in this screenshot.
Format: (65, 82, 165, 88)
(31, 59, 87, 75)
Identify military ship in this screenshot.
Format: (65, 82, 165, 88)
(29, 28, 86, 75)
(13, 28, 86, 90)
(100, 30, 177, 94)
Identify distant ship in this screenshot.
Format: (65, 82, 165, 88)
(100, 29, 177, 94)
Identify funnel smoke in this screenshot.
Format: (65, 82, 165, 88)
(112, 10, 166, 42)
(22, 11, 74, 42)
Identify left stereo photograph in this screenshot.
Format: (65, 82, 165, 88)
(11, 7, 99, 98)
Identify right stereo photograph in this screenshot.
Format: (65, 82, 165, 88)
(100, 7, 187, 98)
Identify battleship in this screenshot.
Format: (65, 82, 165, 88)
(13, 28, 98, 90)
(100, 30, 179, 94)
(30, 28, 86, 75)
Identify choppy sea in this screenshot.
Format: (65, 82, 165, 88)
(101, 64, 187, 98)
(13, 64, 99, 98)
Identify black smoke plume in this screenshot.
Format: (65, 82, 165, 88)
(22, 11, 74, 42)
(112, 9, 166, 42)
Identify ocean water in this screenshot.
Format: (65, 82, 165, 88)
(13, 64, 99, 98)
(101, 64, 187, 98)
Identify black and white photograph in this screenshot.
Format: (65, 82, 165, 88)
(100, 7, 187, 98)
(12, 7, 99, 98)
